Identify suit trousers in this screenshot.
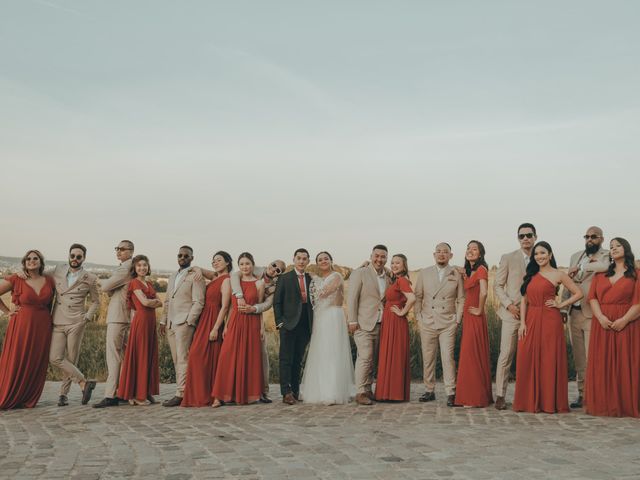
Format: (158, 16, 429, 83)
(354, 323, 380, 394)
(49, 322, 87, 396)
(105, 322, 129, 398)
(419, 321, 457, 395)
(279, 305, 311, 396)
(261, 336, 269, 394)
(167, 322, 196, 397)
(568, 308, 591, 396)
(495, 316, 520, 398)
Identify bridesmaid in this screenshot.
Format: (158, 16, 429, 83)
(585, 237, 640, 417)
(0, 250, 55, 409)
(117, 255, 161, 406)
(375, 254, 415, 402)
(211, 252, 265, 407)
(455, 240, 493, 407)
(182, 251, 232, 407)
(513, 241, 582, 413)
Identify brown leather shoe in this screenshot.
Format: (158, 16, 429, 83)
(162, 396, 183, 407)
(356, 393, 373, 405)
(495, 396, 507, 410)
(282, 393, 297, 405)
(364, 391, 375, 401)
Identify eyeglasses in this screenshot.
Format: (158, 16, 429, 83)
(271, 263, 282, 275)
(25, 256, 40, 262)
(114, 247, 132, 252)
(177, 254, 191, 259)
(518, 233, 535, 240)
(584, 234, 601, 240)
(69, 254, 84, 260)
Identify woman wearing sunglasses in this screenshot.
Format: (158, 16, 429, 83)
(0, 250, 55, 409)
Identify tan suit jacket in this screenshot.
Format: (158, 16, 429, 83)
(161, 267, 206, 327)
(414, 265, 465, 329)
(347, 265, 391, 332)
(561, 247, 609, 318)
(100, 259, 133, 324)
(51, 265, 100, 326)
(494, 249, 527, 322)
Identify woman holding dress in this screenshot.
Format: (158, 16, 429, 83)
(299, 251, 355, 404)
(211, 252, 265, 407)
(0, 250, 55, 410)
(117, 255, 161, 406)
(375, 254, 415, 402)
(513, 241, 582, 413)
(455, 240, 493, 407)
(585, 237, 640, 417)
(182, 251, 232, 407)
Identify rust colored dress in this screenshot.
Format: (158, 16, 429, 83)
(513, 274, 569, 413)
(182, 274, 229, 407)
(211, 280, 263, 404)
(584, 271, 640, 417)
(375, 276, 412, 402)
(455, 266, 493, 407)
(0, 275, 54, 409)
(117, 278, 160, 401)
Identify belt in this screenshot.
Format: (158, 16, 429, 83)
(572, 305, 582, 310)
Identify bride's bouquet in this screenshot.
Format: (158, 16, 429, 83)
(309, 278, 319, 309)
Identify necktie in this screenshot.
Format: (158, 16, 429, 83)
(298, 274, 307, 303)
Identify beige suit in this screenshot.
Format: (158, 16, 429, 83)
(561, 247, 609, 396)
(50, 265, 100, 396)
(414, 265, 465, 395)
(100, 259, 132, 398)
(494, 249, 528, 398)
(161, 268, 206, 397)
(347, 265, 391, 394)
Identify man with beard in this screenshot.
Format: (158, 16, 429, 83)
(561, 226, 609, 408)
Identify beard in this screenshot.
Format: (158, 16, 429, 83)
(585, 243, 600, 255)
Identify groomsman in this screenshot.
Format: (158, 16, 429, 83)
(347, 244, 391, 405)
(160, 246, 206, 407)
(233, 260, 286, 403)
(94, 240, 134, 408)
(494, 223, 536, 410)
(561, 226, 609, 408)
(414, 243, 465, 407)
(273, 249, 313, 405)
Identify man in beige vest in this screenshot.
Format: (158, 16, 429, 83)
(347, 244, 391, 405)
(160, 246, 206, 407)
(93, 240, 134, 408)
(561, 226, 609, 408)
(494, 223, 536, 410)
(414, 242, 465, 406)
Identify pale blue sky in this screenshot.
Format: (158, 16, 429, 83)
(2, 1, 639, 269)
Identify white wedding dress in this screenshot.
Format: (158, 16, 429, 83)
(300, 271, 356, 404)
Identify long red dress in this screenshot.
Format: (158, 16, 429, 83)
(513, 274, 569, 413)
(455, 266, 493, 407)
(182, 274, 229, 407)
(211, 280, 263, 404)
(117, 278, 160, 401)
(584, 271, 640, 417)
(375, 276, 412, 401)
(0, 275, 54, 409)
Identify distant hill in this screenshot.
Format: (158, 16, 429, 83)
(0, 256, 174, 276)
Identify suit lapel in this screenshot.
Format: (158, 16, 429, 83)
(432, 265, 450, 296)
(172, 268, 190, 297)
(63, 270, 88, 294)
(60, 265, 70, 292)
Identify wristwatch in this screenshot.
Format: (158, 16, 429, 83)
(234, 293, 244, 299)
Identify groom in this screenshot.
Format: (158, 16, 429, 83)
(273, 248, 314, 405)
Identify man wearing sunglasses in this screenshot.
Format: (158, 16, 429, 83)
(561, 226, 609, 409)
(160, 246, 206, 407)
(494, 223, 537, 410)
(94, 240, 135, 408)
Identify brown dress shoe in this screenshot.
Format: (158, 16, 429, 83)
(356, 393, 373, 405)
(282, 393, 297, 405)
(162, 396, 183, 407)
(364, 391, 375, 401)
(495, 396, 507, 410)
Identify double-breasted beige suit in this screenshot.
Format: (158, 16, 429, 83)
(160, 267, 205, 398)
(494, 249, 528, 398)
(347, 265, 391, 394)
(100, 259, 132, 399)
(414, 265, 465, 396)
(50, 265, 100, 396)
(561, 247, 609, 396)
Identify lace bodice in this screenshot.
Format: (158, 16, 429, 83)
(310, 272, 344, 309)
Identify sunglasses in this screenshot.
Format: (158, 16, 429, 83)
(177, 254, 191, 259)
(69, 254, 84, 260)
(25, 256, 40, 262)
(114, 247, 132, 252)
(584, 234, 601, 240)
(518, 233, 535, 240)
(271, 263, 282, 275)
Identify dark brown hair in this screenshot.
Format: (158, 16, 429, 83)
(130, 254, 151, 278)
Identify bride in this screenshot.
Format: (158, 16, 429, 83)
(300, 251, 355, 404)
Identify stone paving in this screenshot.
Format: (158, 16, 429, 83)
(1, 382, 639, 480)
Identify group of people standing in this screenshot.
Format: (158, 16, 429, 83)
(0, 223, 639, 418)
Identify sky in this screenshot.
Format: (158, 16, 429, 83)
(2, 1, 639, 270)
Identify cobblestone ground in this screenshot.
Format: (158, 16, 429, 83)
(1, 382, 639, 480)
